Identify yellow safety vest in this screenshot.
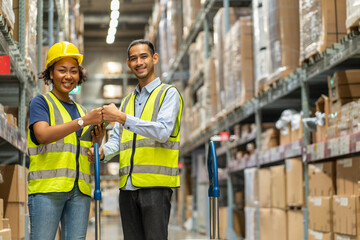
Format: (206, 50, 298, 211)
(28, 92, 92, 196)
(118, 83, 183, 188)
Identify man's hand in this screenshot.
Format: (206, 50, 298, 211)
(102, 103, 126, 124)
(88, 146, 105, 163)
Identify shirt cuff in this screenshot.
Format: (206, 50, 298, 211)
(123, 114, 137, 131)
(102, 145, 113, 163)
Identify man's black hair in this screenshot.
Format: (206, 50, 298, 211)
(127, 39, 155, 58)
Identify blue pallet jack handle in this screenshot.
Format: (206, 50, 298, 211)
(207, 141, 220, 239)
(94, 143, 101, 240)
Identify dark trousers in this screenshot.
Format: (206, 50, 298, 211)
(119, 188, 173, 240)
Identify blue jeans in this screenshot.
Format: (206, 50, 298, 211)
(28, 183, 91, 240)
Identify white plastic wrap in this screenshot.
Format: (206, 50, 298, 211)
(159, 18, 169, 75)
(182, 0, 201, 39)
(275, 109, 298, 135)
(244, 168, 258, 207)
(346, 0, 360, 29)
(245, 207, 256, 240)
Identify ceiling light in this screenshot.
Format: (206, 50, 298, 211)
(106, 35, 115, 44)
(111, 10, 120, 19)
(110, 19, 118, 28)
(108, 27, 117, 36)
(111, 0, 120, 11)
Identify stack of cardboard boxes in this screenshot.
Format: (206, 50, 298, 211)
(0, 164, 28, 240)
(334, 157, 360, 239)
(308, 157, 360, 240)
(257, 158, 304, 240)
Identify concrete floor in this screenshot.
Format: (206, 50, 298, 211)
(86, 216, 208, 240)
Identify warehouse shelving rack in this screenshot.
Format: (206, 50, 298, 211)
(164, 0, 360, 239)
(0, 0, 76, 239)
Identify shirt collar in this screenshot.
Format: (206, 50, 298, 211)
(134, 77, 161, 95)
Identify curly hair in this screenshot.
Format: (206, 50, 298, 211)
(39, 64, 87, 86)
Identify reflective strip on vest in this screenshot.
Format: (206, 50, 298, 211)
(28, 143, 89, 156)
(119, 165, 179, 177)
(28, 168, 91, 184)
(120, 138, 179, 151)
(151, 84, 170, 121)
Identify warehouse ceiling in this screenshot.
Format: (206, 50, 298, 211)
(80, 0, 155, 50)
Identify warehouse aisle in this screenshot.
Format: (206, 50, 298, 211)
(86, 216, 208, 240)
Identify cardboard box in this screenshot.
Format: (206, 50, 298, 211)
(286, 158, 304, 207)
(0, 228, 11, 240)
(272, 208, 287, 240)
(4, 202, 25, 239)
(308, 162, 336, 196)
(333, 195, 360, 236)
(271, 165, 286, 209)
(259, 208, 272, 240)
(280, 125, 292, 146)
(336, 157, 360, 195)
(308, 230, 333, 240)
(259, 168, 271, 208)
(0, 165, 27, 203)
(308, 196, 332, 232)
(316, 95, 330, 142)
(288, 210, 304, 240)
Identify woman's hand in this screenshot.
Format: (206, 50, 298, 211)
(91, 122, 106, 145)
(83, 108, 103, 126)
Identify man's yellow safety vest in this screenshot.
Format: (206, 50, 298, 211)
(28, 92, 92, 196)
(118, 83, 183, 188)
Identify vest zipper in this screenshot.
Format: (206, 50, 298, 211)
(128, 133, 137, 178)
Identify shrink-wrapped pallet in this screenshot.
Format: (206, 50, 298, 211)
(213, 8, 251, 115)
(266, 0, 299, 83)
(299, 0, 346, 62)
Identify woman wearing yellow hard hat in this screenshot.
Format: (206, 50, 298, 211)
(27, 41, 105, 240)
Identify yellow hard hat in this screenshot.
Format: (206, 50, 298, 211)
(45, 41, 83, 69)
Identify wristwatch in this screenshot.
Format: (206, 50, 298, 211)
(77, 118, 84, 128)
